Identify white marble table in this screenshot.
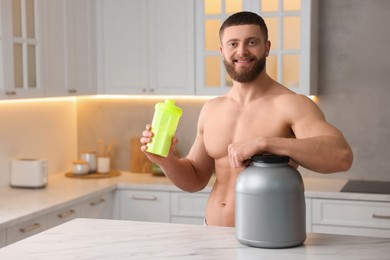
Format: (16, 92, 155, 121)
(1, 218, 390, 260)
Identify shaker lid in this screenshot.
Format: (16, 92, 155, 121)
(251, 154, 289, 164)
(155, 99, 183, 116)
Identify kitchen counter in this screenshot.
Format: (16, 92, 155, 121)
(1, 218, 390, 259)
(1, 172, 390, 230)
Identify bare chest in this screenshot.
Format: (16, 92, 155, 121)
(202, 105, 292, 160)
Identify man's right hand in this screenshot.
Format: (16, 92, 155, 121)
(140, 124, 178, 164)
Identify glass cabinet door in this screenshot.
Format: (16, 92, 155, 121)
(12, 0, 38, 90)
(0, 0, 42, 99)
(196, 0, 318, 96)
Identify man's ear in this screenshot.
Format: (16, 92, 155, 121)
(265, 40, 271, 57)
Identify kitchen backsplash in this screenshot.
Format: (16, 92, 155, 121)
(76, 97, 205, 175)
(0, 99, 77, 187)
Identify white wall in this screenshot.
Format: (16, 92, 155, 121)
(0, 99, 78, 187)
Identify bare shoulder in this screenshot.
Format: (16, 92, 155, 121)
(199, 96, 228, 116)
(275, 93, 325, 120)
(275, 93, 344, 138)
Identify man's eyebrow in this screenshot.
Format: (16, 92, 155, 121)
(225, 37, 260, 43)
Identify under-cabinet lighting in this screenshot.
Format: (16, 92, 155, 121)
(78, 95, 217, 101)
(0, 96, 77, 104)
(0, 94, 317, 104)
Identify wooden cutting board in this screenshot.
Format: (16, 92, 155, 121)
(130, 137, 152, 173)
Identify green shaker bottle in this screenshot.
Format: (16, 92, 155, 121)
(147, 100, 183, 157)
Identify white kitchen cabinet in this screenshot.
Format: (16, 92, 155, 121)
(47, 204, 81, 229)
(0, 0, 44, 99)
(0, 229, 6, 248)
(96, 0, 194, 95)
(170, 192, 208, 225)
(195, 0, 318, 96)
(119, 190, 170, 223)
(42, 0, 97, 97)
(6, 215, 47, 245)
(79, 192, 115, 219)
(312, 198, 390, 238)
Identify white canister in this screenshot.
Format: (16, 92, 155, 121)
(72, 160, 90, 175)
(97, 157, 110, 174)
(80, 151, 97, 173)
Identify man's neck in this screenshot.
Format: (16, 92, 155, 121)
(228, 72, 273, 104)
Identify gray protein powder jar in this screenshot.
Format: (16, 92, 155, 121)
(235, 154, 306, 248)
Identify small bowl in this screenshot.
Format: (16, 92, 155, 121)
(72, 160, 90, 175)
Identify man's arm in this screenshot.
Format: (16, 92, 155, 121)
(228, 94, 353, 173)
(140, 106, 214, 192)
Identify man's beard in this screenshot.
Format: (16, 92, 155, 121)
(223, 54, 266, 83)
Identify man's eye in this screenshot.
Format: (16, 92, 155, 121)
(228, 42, 237, 48)
(248, 40, 257, 46)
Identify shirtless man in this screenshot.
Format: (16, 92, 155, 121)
(140, 12, 353, 227)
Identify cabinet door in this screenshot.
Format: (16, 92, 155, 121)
(43, 0, 96, 97)
(0, 229, 6, 248)
(97, 0, 195, 95)
(97, 0, 148, 94)
(0, 0, 44, 99)
(79, 192, 115, 219)
(120, 190, 170, 223)
(6, 215, 47, 245)
(47, 204, 81, 228)
(170, 192, 208, 225)
(148, 0, 195, 95)
(195, 0, 318, 96)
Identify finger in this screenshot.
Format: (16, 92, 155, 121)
(142, 130, 153, 137)
(146, 124, 152, 130)
(140, 137, 152, 145)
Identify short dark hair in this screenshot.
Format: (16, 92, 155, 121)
(219, 11, 268, 43)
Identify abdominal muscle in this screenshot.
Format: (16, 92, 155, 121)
(204, 163, 242, 227)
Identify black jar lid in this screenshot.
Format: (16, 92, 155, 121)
(251, 154, 289, 164)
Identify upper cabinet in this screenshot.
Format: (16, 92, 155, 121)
(96, 0, 195, 95)
(0, 0, 44, 99)
(0, 0, 96, 100)
(42, 0, 97, 97)
(1, 0, 317, 100)
(195, 0, 318, 96)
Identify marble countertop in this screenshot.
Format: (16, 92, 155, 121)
(1, 218, 390, 259)
(1, 172, 390, 229)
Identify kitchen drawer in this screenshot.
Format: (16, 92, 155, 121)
(79, 192, 115, 219)
(120, 190, 170, 223)
(171, 192, 208, 218)
(313, 199, 390, 228)
(0, 229, 6, 248)
(47, 204, 81, 228)
(6, 215, 48, 244)
(312, 199, 390, 238)
(171, 216, 204, 225)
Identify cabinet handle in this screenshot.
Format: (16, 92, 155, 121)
(90, 198, 105, 206)
(68, 89, 77, 93)
(5, 91, 16, 95)
(131, 195, 158, 201)
(20, 223, 41, 233)
(57, 209, 76, 219)
(372, 214, 390, 219)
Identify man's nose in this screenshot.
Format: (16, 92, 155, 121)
(237, 44, 249, 55)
